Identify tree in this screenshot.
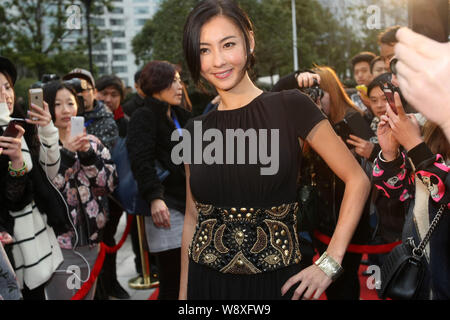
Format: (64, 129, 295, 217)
(0, 0, 112, 80)
(131, 19, 156, 66)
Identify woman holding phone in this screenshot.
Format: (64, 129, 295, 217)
(0, 56, 64, 300)
(42, 80, 118, 300)
(180, 0, 370, 300)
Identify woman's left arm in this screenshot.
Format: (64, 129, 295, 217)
(282, 119, 371, 300)
(28, 102, 61, 180)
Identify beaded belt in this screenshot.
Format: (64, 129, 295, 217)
(189, 202, 302, 274)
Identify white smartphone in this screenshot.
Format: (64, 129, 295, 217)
(70, 116, 84, 137)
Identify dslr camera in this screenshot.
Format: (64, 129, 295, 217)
(64, 78, 88, 94)
(300, 79, 324, 104)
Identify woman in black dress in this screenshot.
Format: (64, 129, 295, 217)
(179, 0, 371, 300)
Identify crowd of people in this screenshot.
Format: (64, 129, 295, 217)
(1, 0, 449, 301)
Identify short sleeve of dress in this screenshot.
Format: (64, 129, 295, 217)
(282, 89, 326, 140)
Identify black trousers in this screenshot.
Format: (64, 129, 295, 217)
(95, 198, 123, 297)
(154, 248, 181, 300)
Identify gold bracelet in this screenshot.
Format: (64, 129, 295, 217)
(315, 251, 344, 281)
(8, 161, 27, 177)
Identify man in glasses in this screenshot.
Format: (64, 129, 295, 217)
(63, 69, 119, 151)
(378, 26, 402, 72)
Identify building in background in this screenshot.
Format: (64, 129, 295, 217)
(63, 0, 162, 87)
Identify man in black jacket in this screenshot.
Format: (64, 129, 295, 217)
(94, 75, 132, 300)
(123, 70, 145, 118)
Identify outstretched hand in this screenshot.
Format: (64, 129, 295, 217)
(384, 92, 422, 152)
(346, 134, 374, 159)
(26, 102, 52, 128)
(281, 264, 332, 300)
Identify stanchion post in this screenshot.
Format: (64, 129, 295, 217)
(136, 215, 159, 289)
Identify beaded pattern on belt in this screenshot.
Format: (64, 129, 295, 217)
(189, 202, 302, 274)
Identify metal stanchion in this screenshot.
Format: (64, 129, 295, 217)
(131, 215, 159, 289)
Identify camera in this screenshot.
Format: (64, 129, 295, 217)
(64, 78, 88, 94)
(300, 79, 324, 103)
(41, 74, 60, 84)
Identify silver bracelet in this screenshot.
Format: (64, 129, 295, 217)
(315, 251, 344, 281)
(378, 149, 400, 163)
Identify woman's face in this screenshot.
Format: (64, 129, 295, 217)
(54, 88, 78, 130)
(369, 86, 387, 118)
(153, 72, 183, 106)
(371, 60, 386, 78)
(0, 72, 15, 114)
(199, 15, 252, 92)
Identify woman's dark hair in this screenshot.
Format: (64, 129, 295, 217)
(139, 61, 176, 96)
(183, 0, 255, 86)
(367, 73, 391, 97)
(43, 80, 80, 122)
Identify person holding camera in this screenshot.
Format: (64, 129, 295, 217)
(0, 56, 64, 300)
(373, 92, 450, 299)
(271, 66, 373, 299)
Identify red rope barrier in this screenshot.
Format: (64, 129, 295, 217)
(313, 230, 402, 254)
(71, 214, 134, 300)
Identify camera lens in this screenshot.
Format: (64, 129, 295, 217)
(390, 58, 398, 75)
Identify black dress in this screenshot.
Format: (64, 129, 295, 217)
(185, 90, 325, 300)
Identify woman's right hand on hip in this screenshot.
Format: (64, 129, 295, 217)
(151, 199, 171, 229)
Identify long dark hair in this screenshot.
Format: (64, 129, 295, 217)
(43, 80, 80, 122)
(183, 0, 255, 87)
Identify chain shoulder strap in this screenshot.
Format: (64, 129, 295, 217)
(412, 204, 446, 258)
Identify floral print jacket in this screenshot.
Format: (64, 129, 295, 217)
(52, 135, 118, 249)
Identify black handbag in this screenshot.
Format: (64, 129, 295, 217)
(378, 204, 445, 300)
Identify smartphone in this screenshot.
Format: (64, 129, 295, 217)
(2, 118, 26, 138)
(381, 86, 397, 115)
(70, 116, 84, 137)
(29, 88, 44, 109)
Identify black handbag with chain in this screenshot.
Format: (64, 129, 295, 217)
(377, 204, 445, 300)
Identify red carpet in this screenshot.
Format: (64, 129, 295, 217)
(148, 254, 380, 300)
